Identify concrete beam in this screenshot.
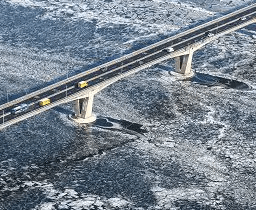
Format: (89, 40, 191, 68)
(1, 18, 255, 129)
(193, 17, 256, 52)
(72, 92, 96, 124)
(174, 48, 194, 75)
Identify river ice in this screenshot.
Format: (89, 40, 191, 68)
(0, 0, 256, 209)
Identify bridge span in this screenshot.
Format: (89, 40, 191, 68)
(0, 3, 256, 130)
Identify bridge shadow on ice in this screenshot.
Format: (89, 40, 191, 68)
(186, 72, 251, 90)
(52, 106, 147, 135)
(0, 120, 212, 210)
(94, 117, 147, 134)
(158, 64, 250, 90)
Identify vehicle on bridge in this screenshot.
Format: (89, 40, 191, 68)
(11, 104, 29, 115)
(165, 47, 174, 53)
(0, 2, 255, 130)
(208, 32, 215, 37)
(205, 31, 215, 37)
(39, 98, 51, 106)
(78, 81, 89, 88)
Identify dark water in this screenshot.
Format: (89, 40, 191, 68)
(94, 117, 148, 134)
(186, 72, 251, 90)
(0, 1, 256, 209)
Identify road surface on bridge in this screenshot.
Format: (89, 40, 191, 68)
(0, 3, 255, 129)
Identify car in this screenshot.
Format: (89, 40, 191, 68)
(39, 98, 51, 106)
(208, 33, 215, 37)
(11, 103, 28, 114)
(240, 17, 246, 21)
(34, 95, 40, 99)
(52, 88, 59, 92)
(165, 47, 174, 52)
(139, 61, 144, 65)
(78, 81, 89, 88)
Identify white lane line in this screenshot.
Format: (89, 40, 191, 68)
(0, 86, 76, 119)
(1, 5, 255, 111)
(0, 9, 255, 114)
(1, 13, 255, 120)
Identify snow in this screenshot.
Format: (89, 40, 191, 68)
(28, 180, 132, 210)
(0, 0, 256, 209)
(5, 0, 213, 33)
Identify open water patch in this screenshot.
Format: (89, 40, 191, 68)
(185, 72, 251, 90)
(94, 117, 147, 134)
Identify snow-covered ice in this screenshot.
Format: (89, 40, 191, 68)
(0, 0, 256, 209)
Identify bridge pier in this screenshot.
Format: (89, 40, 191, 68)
(175, 50, 194, 76)
(72, 93, 96, 124)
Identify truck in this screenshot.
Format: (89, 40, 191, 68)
(39, 98, 51, 106)
(78, 81, 89, 88)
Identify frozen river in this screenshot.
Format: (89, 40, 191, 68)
(0, 0, 256, 209)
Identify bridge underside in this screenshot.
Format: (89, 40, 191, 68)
(72, 52, 195, 124)
(72, 93, 96, 124)
(175, 52, 194, 75)
(0, 9, 255, 128)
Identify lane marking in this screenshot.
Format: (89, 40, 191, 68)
(0, 4, 255, 111)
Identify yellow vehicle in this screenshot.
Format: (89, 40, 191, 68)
(39, 98, 51, 106)
(78, 81, 89, 88)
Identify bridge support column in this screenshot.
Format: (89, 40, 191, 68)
(175, 51, 194, 76)
(72, 93, 96, 124)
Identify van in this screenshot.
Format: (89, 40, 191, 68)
(78, 81, 89, 88)
(164, 47, 174, 53)
(39, 98, 51, 106)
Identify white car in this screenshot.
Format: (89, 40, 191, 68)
(208, 33, 215, 37)
(165, 47, 174, 53)
(11, 104, 29, 114)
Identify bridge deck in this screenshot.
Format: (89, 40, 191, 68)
(0, 3, 256, 130)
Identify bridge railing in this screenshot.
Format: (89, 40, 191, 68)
(0, 3, 255, 111)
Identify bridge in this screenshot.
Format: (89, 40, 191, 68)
(0, 3, 256, 130)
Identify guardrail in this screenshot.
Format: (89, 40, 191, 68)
(0, 3, 255, 111)
(0, 48, 185, 130)
(2, 10, 255, 130)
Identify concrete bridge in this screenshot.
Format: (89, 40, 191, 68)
(0, 3, 256, 130)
